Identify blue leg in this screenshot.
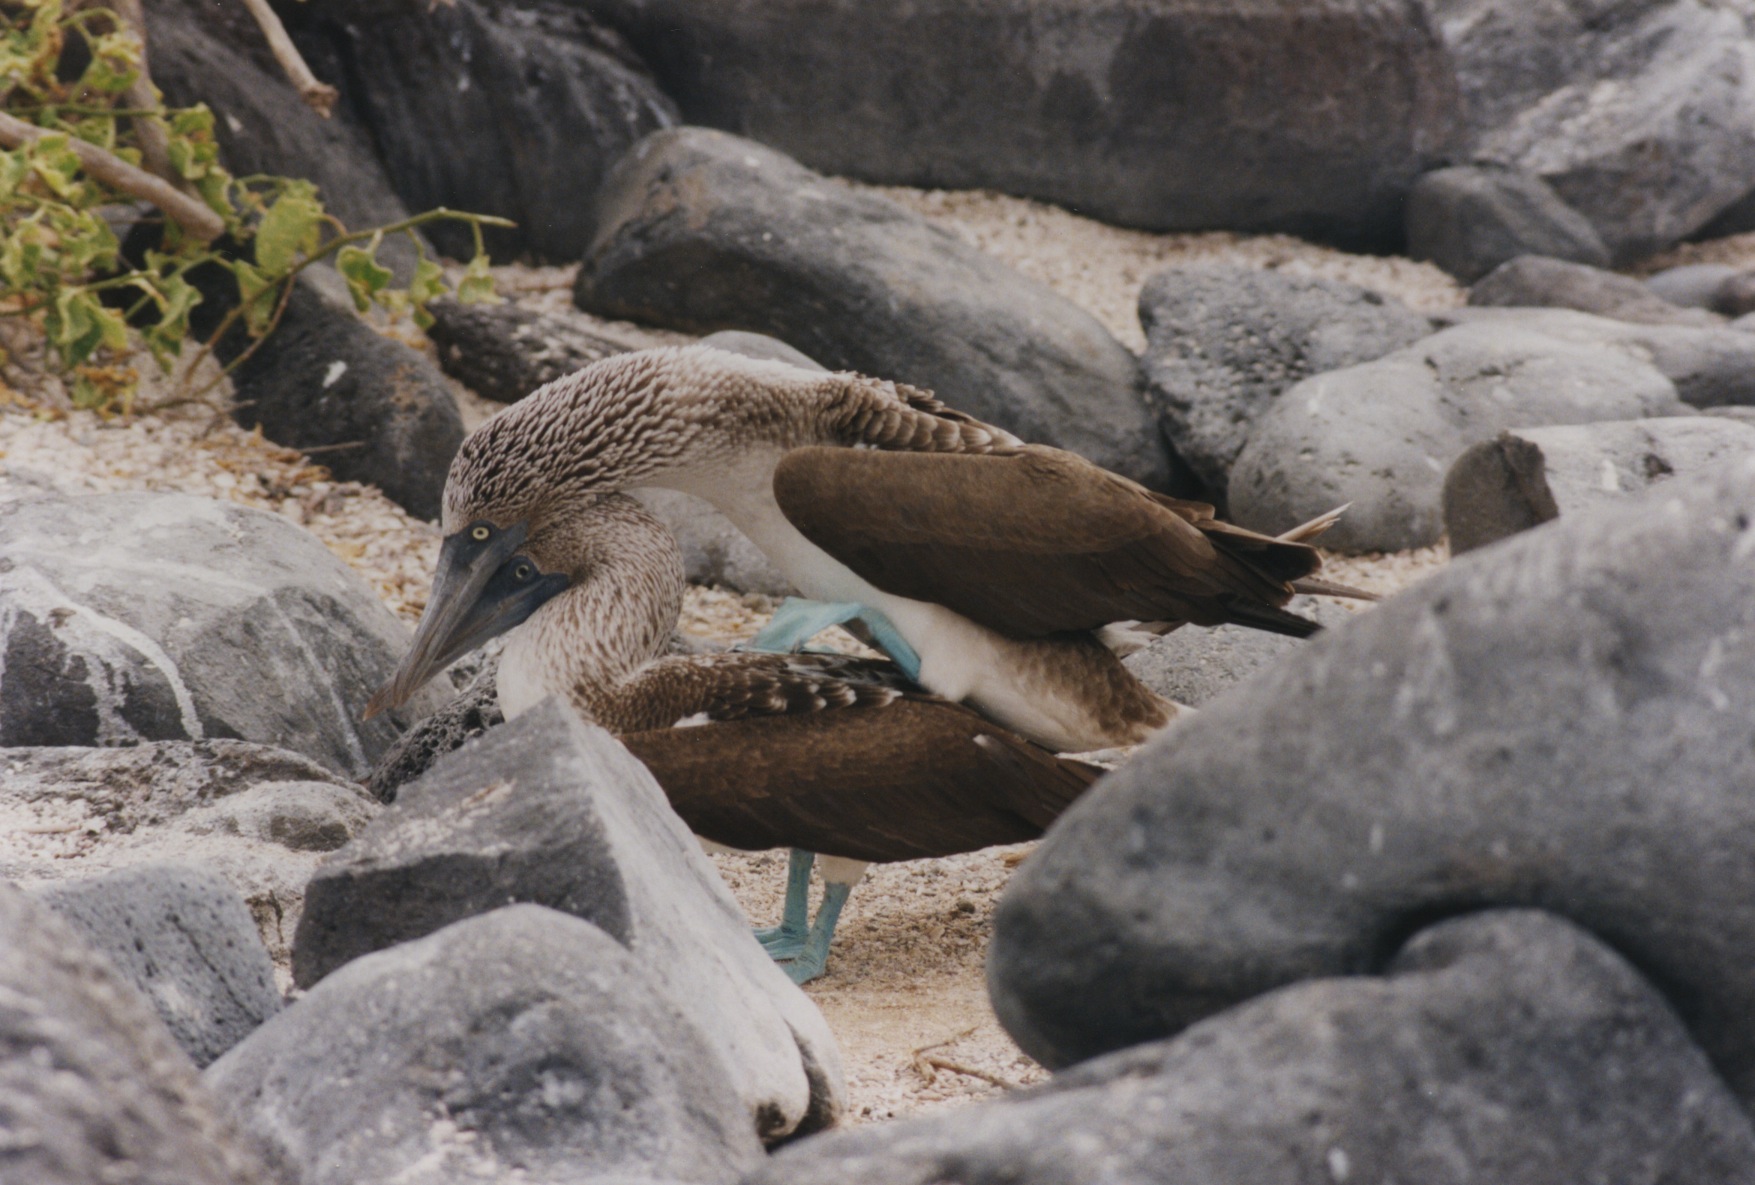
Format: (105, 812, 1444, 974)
(754, 849, 813, 960)
(780, 880, 852, 985)
(741, 597, 923, 682)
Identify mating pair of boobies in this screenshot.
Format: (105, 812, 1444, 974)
(366, 342, 1371, 979)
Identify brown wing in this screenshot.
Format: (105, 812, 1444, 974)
(772, 445, 1325, 639)
(622, 699, 1102, 863)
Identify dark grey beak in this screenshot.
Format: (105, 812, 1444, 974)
(363, 521, 569, 720)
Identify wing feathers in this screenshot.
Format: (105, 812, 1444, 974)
(773, 445, 1336, 638)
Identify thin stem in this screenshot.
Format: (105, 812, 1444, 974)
(235, 0, 340, 117)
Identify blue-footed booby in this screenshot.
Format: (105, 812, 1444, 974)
(366, 494, 1101, 982)
(374, 343, 1370, 756)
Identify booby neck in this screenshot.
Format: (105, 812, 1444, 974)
(496, 495, 684, 726)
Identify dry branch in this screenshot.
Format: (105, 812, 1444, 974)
(105, 0, 179, 185)
(236, 0, 339, 118)
(0, 109, 226, 242)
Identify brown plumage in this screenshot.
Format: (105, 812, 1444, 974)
(424, 343, 1373, 752)
(490, 495, 1104, 865)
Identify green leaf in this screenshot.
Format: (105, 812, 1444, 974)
(254, 182, 322, 275)
(407, 255, 445, 328)
(455, 252, 498, 305)
(231, 261, 279, 336)
(336, 244, 393, 313)
(28, 134, 82, 200)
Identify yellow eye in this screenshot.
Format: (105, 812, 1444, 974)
(514, 564, 532, 581)
(470, 525, 490, 542)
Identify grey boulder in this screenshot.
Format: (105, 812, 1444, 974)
(0, 741, 379, 972)
(1646, 263, 1744, 311)
(1435, 0, 1755, 261)
(1404, 164, 1608, 282)
(208, 905, 763, 1185)
(1436, 305, 1755, 409)
(0, 491, 446, 775)
(1445, 417, 1755, 553)
(34, 864, 281, 1068)
(991, 456, 1755, 1107)
(576, 127, 1171, 489)
(1138, 267, 1431, 500)
(1123, 598, 1361, 708)
(576, 0, 1456, 248)
(1227, 318, 1686, 550)
(1470, 255, 1720, 327)
(765, 912, 1755, 1185)
(0, 882, 271, 1185)
(294, 698, 843, 1140)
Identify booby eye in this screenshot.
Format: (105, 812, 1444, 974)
(470, 525, 491, 542)
(513, 563, 532, 581)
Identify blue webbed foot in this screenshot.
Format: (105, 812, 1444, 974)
(741, 598, 922, 682)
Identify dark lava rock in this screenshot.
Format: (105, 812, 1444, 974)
(1227, 317, 1684, 550)
(144, 0, 418, 275)
(990, 456, 1755, 1108)
(196, 273, 463, 521)
(1138, 267, 1431, 501)
(763, 912, 1755, 1185)
(0, 741, 380, 972)
(426, 299, 635, 404)
(363, 665, 504, 802)
(1470, 255, 1722, 327)
(35, 864, 280, 1069)
(577, 0, 1457, 248)
(286, 0, 677, 263)
(576, 128, 1172, 489)
(1123, 598, 1359, 708)
(0, 492, 447, 775)
(1405, 164, 1609, 283)
(296, 699, 843, 1139)
(209, 905, 763, 1185)
(1434, 0, 1755, 262)
(0, 882, 271, 1185)
(1715, 270, 1755, 318)
(1443, 417, 1755, 554)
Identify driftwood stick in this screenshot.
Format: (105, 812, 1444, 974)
(235, 0, 339, 118)
(0, 109, 226, 242)
(101, 0, 181, 186)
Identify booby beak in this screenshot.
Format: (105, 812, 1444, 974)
(363, 520, 569, 720)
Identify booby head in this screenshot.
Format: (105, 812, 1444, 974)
(363, 514, 570, 719)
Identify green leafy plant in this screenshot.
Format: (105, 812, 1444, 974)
(1, 0, 510, 413)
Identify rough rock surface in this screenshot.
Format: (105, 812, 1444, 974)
(1227, 318, 1685, 550)
(208, 905, 763, 1185)
(295, 699, 844, 1140)
(0, 491, 446, 775)
(1123, 599, 1356, 708)
(35, 864, 281, 1068)
(1470, 255, 1721, 327)
(426, 299, 635, 404)
(0, 741, 379, 973)
(1435, 305, 1755, 409)
(762, 912, 1755, 1185)
(578, 0, 1456, 248)
(1433, 0, 1755, 261)
(1138, 267, 1431, 500)
(144, 0, 418, 275)
(1444, 417, 1755, 553)
(0, 883, 271, 1185)
(203, 275, 464, 521)
(1404, 164, 1608, 282)
(576, 128, 1172, 488)
(991, 457, 1755, 1106)
(287, 0, 677, 263)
